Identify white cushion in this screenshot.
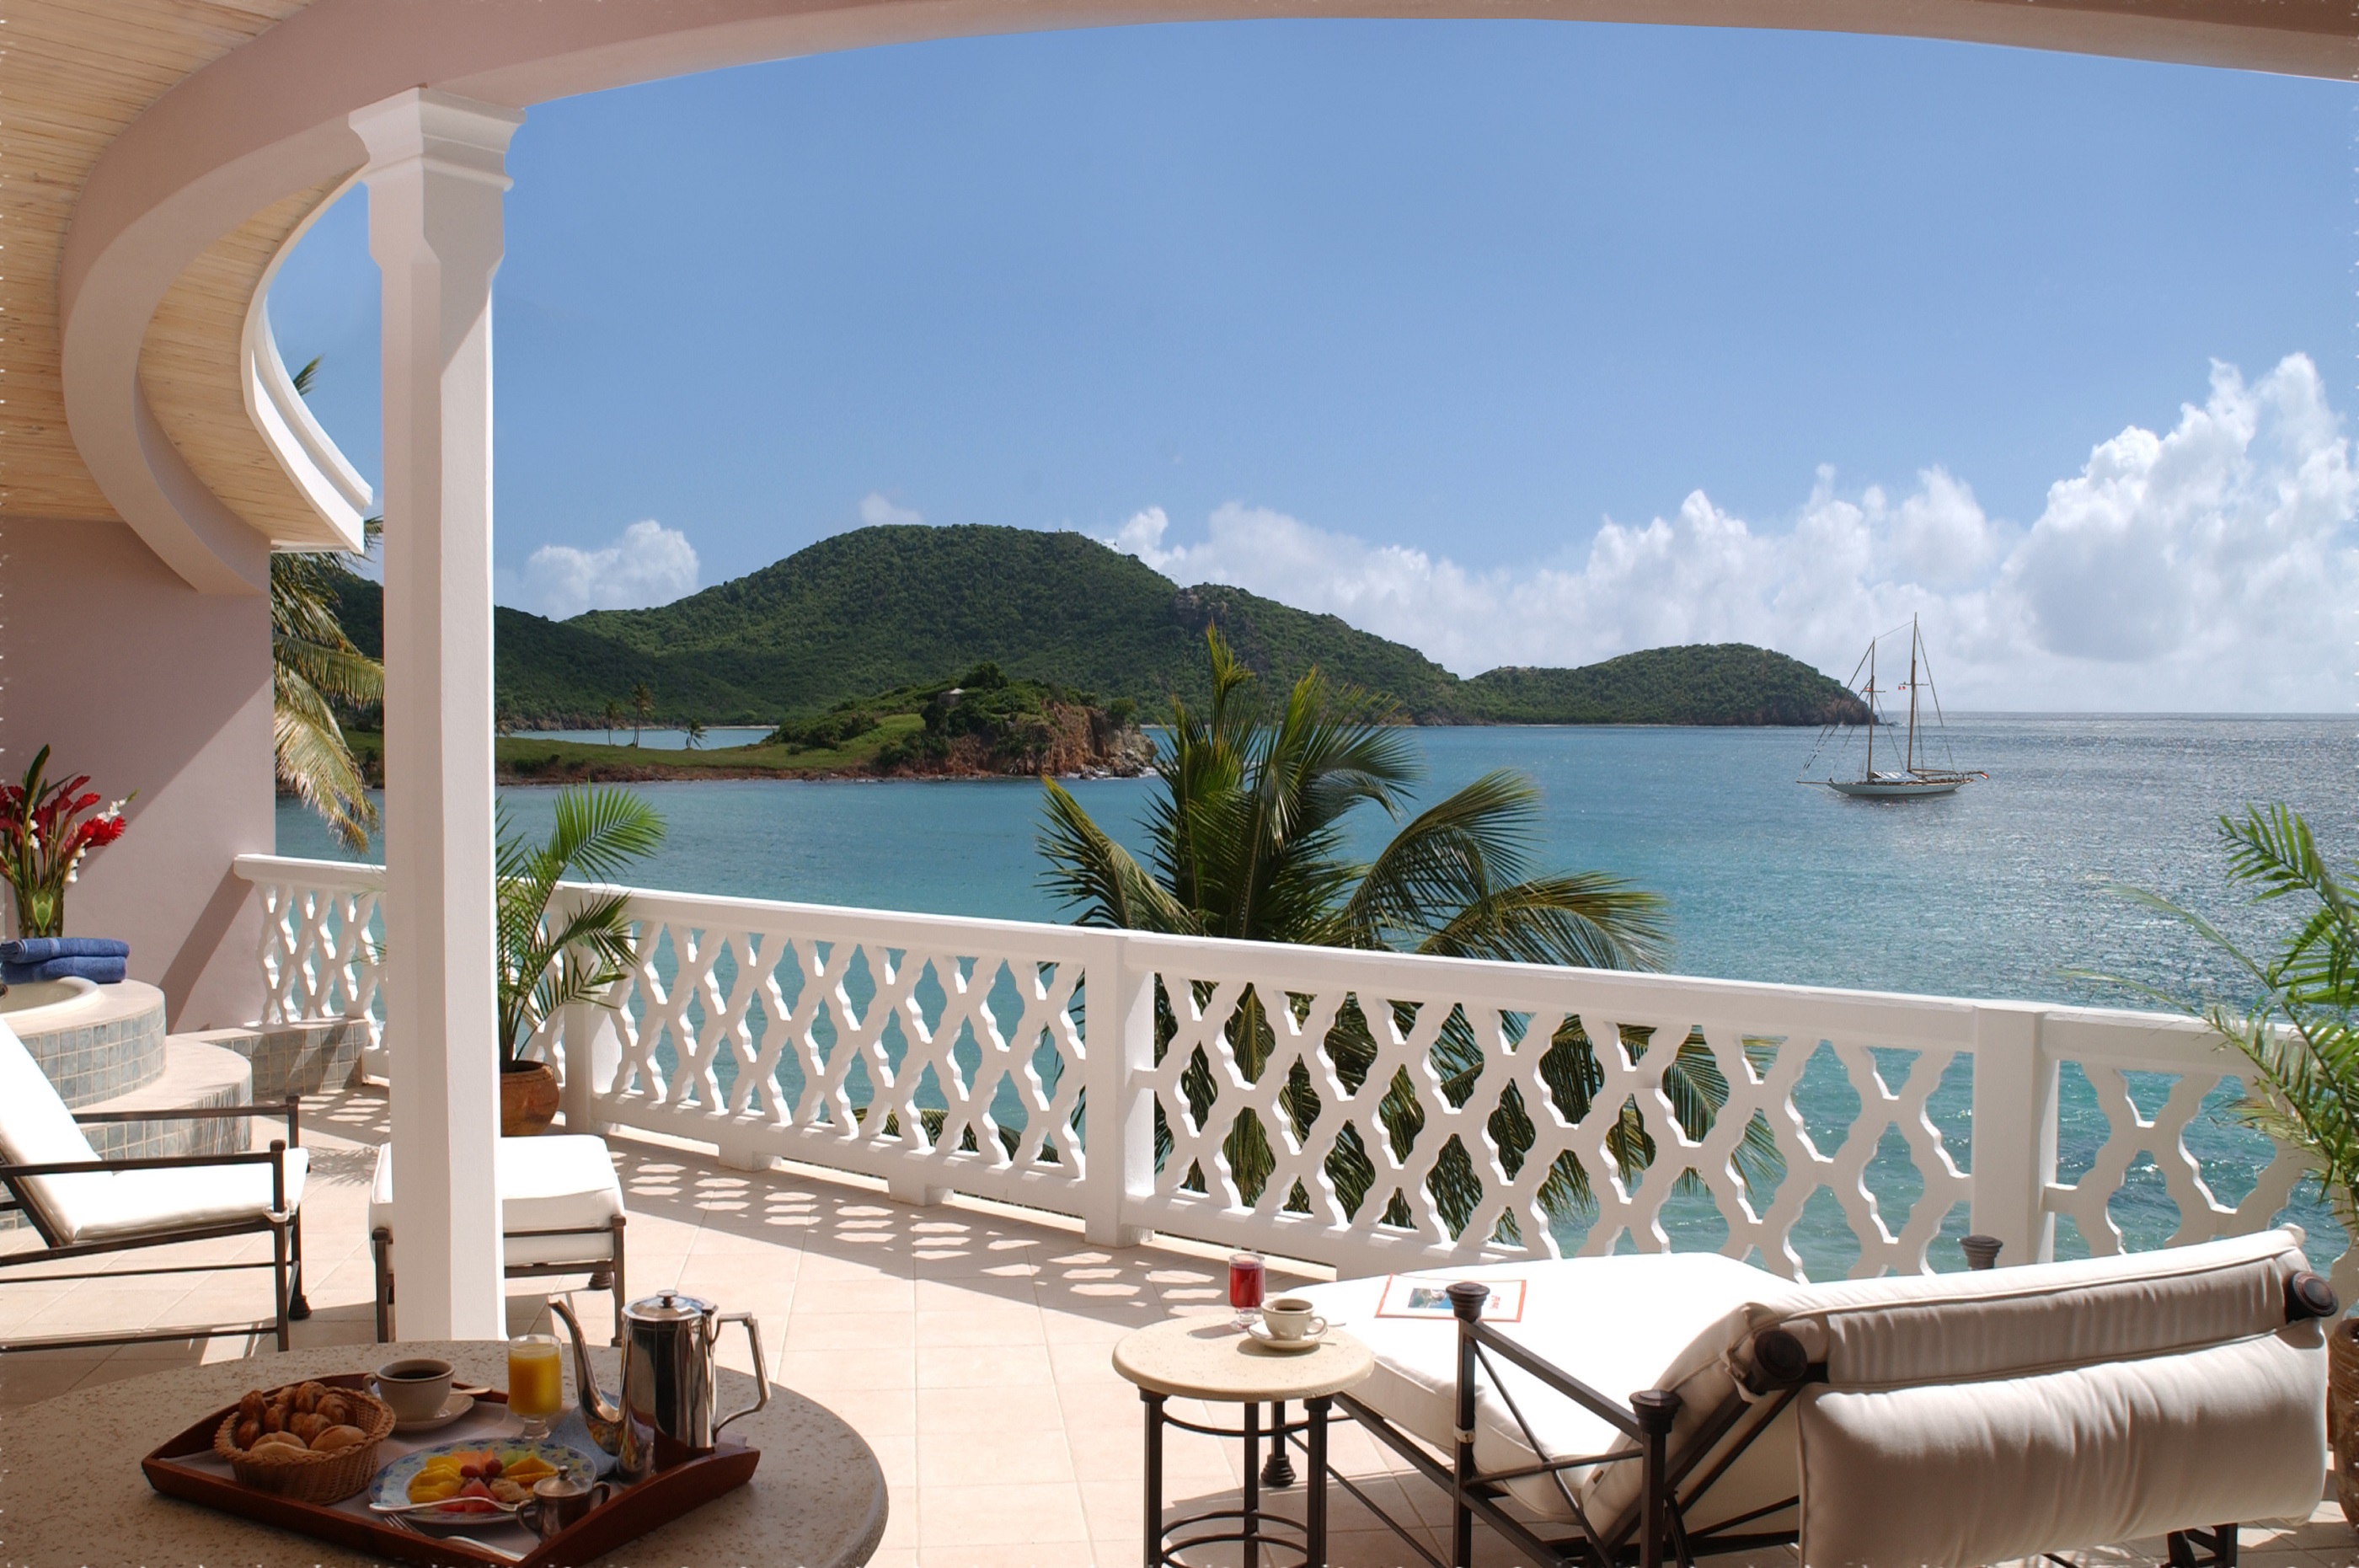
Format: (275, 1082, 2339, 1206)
(0, 1016, 304, 1244)
(369, 1136, 623, 1269)
(73, 1148, 308, 1244)
(1800, 1329, 2327, 1566)
(1300, 1252, 1804, 1529)
(1754, 1226, 2309, 1386)
(0, 1014, 108, 1239)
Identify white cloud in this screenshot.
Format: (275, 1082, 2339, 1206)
(518, 520, 700, 621)
(1099, 356, 2357, 711)
(860, 492, 925, 528)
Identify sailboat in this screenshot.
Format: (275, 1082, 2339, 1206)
(1802, 617, 1986, 799)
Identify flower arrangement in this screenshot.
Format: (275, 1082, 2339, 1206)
(1, 746, 132, 939)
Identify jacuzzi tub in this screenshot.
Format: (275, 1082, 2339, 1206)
(2, 978, 168, 1106)
(0, 974, 104, 1025)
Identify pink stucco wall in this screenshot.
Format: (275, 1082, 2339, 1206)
(1, 517, 269, 1030)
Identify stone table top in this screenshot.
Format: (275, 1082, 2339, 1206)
(0, 1340, 887, 1566)
(1113, 1318, 1375, 1404)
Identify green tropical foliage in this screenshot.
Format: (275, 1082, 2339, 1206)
(496, 786, 666, 1068)
(273, 356, 383, 851)
(272, 546, 382, 851)
(2089, 805, 2359, 1230)
(1038, 631, 1771, 1241)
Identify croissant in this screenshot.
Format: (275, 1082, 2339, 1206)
(233, 1417, 262, 1450)
(290, 1382, 321, 1415)
(237, 1390, 268, 1423)
(289, 1412, 329, 1442)
(315, 1394, 353, 1428)
(260, 1404, 286, 1434)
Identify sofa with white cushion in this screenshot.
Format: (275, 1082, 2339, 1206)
(1300, 1228, 2334, 1568)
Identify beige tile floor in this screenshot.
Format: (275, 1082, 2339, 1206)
(2, 1085, 2354, 1568)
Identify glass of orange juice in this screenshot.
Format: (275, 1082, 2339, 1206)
(508, 1333, 564, 1441)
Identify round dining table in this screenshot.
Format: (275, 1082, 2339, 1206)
(3, 1339, 888, 1566)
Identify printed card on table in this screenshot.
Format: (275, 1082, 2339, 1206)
(1374, 1274, 1527, 1323)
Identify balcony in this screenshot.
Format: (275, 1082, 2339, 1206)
(11, 854, 2337, 1562)
(8, 1074, 2354, 1568)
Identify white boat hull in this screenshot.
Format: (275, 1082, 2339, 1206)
(1822, 777, 1973, 799)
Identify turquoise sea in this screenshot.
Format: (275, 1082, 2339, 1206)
(279, 715, 2359, 1271)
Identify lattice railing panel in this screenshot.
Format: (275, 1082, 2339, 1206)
(2047, 1061, 2318, 1272)
(252, 872, 383, 1031)
(593, 910, 1094, 1206)
(1131, 963, 1971, 1282)
(233, 855, 2335, 1284)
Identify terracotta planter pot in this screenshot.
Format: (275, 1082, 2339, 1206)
(500, 1061, 559, 1137)
(2330, 1318, 2359, 1525)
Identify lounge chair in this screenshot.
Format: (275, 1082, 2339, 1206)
(367, 1135, 627, 1344)
(1300, 1228, 2334, 1568)
(0, 1016, 308, 1353)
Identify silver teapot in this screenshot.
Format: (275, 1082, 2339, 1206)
(551, 1291, 768, 1477)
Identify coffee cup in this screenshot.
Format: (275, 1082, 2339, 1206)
(1260, 1297, 1328, 1342)
(371, 1357, 455, 1423)
(530, 1474, 612, 1539)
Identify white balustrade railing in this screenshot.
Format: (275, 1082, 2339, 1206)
(234, 854, 2347, 1292)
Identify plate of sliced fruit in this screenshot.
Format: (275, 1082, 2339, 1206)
(369, 1441, 596, 1523)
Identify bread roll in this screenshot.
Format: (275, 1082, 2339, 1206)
(252, 1432, 309, 1453)
(309, 1425, 368, 1453)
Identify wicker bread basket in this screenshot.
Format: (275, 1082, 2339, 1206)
(213, 1386, 397, 1504)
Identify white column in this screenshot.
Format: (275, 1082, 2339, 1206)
(353, 88, 524, 1341)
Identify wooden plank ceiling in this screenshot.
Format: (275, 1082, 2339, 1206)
(7, 0, 341, 544)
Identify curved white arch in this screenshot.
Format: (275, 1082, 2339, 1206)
(243, 171, 374, 554)
(57, 0, 2351, 591)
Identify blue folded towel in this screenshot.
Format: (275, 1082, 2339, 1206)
(0, 937, 129, 963)
(1, 955, 126, 985)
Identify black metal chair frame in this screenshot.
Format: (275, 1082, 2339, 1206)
(372, 1212, 627, 1346)
(0, 1096, 310, 1355)
(1325, 1260, 2334, 1568)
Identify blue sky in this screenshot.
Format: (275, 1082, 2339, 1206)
(269, 20, 2354, 709)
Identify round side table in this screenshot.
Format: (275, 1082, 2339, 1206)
(1113, 1317, 1374, 1568)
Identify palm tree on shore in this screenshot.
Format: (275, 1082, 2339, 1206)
(629, 682, 654, 747)
(602, 698, 623, 747)
(1039, 629, 1767, 1239)
(683, 718, 706, 750)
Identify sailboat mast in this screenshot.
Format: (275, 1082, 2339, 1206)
(1864, 639, 1875, 777)
(1906, 615, 1920, 774)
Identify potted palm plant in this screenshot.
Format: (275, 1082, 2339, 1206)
(497, 786, 665, 1136)
(2095, 805, 2359, 1520)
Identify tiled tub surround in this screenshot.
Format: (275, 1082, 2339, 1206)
(180, 1018, 367, 1101)
(7, 980, 168, 1107)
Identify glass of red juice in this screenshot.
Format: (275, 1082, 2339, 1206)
(1228, 1252, 1265, 1327)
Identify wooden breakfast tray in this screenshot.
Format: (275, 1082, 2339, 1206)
(141, 1373, 759, 1566)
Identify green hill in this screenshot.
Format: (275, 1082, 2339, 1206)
(1460, 645, 1870, 726)
(327, 526, 1865, 728)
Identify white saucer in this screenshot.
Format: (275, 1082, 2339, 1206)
(1245, 1322, 1326, 1353)
(391, 1391, 475, 1433)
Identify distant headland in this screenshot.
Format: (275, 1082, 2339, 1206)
(326, 523, 1869, 761)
